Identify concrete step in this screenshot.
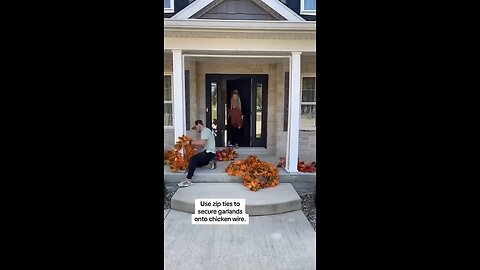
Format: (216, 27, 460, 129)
(233, 147, 269, 155)
(164, 169, 243, 183)
(171, 183, 301, 216)
(164, 170, 316, 182)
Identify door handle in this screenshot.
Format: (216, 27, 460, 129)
(206, 108, 209, 113)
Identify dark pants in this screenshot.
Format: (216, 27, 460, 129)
(230, 127, 241, 146)
(187, 150, 215, 179)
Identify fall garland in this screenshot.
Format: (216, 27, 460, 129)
(277, 157, 317, 173)
(164, 135, 197, 172)
(226, 155, 279, 191)
(215, 147, 238, 161)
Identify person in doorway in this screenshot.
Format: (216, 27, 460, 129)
(177, 120, 217, 188)
(228, 90, 243, 148)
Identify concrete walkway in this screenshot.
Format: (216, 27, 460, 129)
(164, 209, 316, 270)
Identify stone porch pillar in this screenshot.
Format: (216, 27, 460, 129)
(285, 51, 302, 173)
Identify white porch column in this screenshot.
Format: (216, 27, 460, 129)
(286, 51, 302, 173)
(172, 49, 186, 141)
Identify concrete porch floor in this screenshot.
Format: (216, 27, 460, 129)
(164, 154, 316, 194)
(164, 154, 316, 177)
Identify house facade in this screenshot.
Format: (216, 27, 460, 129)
(164, 0, 316, 173)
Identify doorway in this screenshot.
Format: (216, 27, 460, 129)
(205, 74, 268, 148)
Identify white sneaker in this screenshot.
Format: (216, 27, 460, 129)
(177, 179, 192, 187)
(209, 160, 217, 170)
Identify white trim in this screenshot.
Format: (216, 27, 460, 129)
(169, 48, 316, 53)
(171, 0, 213, 19)
(286, 51, 302, 173)
(184, 54, 291, 58)
(300, 0, 316, 16)
(164, 19, 315, 31)
(261, 0, 305, 21)
(181, 53, 187, 135)
(172, 50, 186, 140)
(164, 0, 175, 13)
(171, 0, 306, 21)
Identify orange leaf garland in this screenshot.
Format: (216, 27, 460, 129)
(164, 135, 197, 172)
(164, 150, 174, 165)
(225, 155, 279, 191)
(215, 147, 239, 161)
(277, 157, 317, 173)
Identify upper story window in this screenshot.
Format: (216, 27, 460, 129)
(164, 0, 174, 13)
(301, 0, 316, 15)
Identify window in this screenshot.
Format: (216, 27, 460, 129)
(301, 0, 316, 15)
(300, 76, 316, 130)
(164, 74, 173, 127)
(164, 0, 174, 13)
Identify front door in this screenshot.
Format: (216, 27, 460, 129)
(205, 74, 268, 148)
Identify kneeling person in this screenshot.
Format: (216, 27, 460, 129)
(177, 120, 217, 187)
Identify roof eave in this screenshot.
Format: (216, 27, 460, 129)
(164, 19, 316, 32)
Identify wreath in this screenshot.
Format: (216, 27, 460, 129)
(225, 155, 279, 191)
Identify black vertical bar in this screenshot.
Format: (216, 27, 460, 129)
(283, 72, 289, 131)
(185, 70, 190, 128)
(249, 77, 257, 147)
(217, 77, 224, 147)
(263, 76, 268, 148)
(205, 75, 211, 129)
